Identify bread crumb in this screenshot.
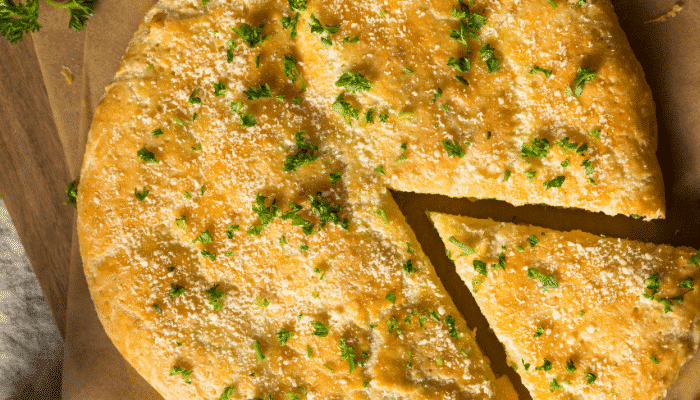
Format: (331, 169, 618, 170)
(645, 2, 683, 23)
(61, 66, 73, 85)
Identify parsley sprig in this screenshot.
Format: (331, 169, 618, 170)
(1, 0, 95, 44)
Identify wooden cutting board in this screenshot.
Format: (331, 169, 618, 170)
(0, 35, 73, 340)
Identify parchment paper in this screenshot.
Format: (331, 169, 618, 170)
(28, 0, 700, 398)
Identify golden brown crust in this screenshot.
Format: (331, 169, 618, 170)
(78, 0, 663, 397)
(430, 212, 700, 400)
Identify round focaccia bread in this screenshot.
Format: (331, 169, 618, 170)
(77, 0, 661, 398)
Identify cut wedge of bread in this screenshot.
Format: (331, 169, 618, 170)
(429, 212, 700, 399)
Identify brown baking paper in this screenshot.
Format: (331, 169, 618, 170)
(27, 0, 700, 398)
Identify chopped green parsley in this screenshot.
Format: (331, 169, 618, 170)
(247, 194, 280, 235)
(450, 1, 486, 44)
(533, 326, 545, 337)
(454, 75, 469, 85)
(442, 140, 466, 158)
(308, 13, 339, 46)
(385, 291, 396, 303)
(276, 328, 294, 346)
(169, 366, 193, 384)
(338, 338, 357, 372)
(311, 320, 329, 337)
(134, 187, 149, 201)
(283, 131, 318, 172)
(329, 173, 342, 184)
(529, 65, 552, 78)
(243, 83, 272, 100)
(253, 340, 265, 361)
(527, 234, 540, 247)
(472, 278, 482, 293)
(527, 268, 558, 291)
(137, 147, 159, 164)
(192, 230, 213, 244)
(524, 168, 537, 181)
(332, 92, 360, 125)
(169, 283, 185, 298)
(385, 316, 398, 333)
(226, 39, 236, 63)
(503, 169, 512, 182)
(232, 23, 269, 48)
(479, 44, 499, 73)
(584, 372, 597, 384)
(643, 273, 662, 299)
(309, 192, 349, 230)
(473, 260, 487, 276)
(520, 138, 550, 158)
(218, 387, 236, 400)
(204, 284, 224, 310)
(201, 249, 216, 261)
(448, 236, 475, 257)
(565, 359, 576, 373)
(188, 89, 202, 104)
(335, 71, 373, 92)
(565, 68, 598, 96)
(679, 277, 695, 290)
(549, 379, 563, 392)
(535, 358, 552, 371)
(375, 208, 389, 224)
(402, 259, 417, 273)
(433, 87, 443, 102)
(283, 54, 306, 93)
(543, 176, 565, 189)
(447, 56, 471, 73)
(213, 80, 226, 96)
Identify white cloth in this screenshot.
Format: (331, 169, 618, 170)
(0, 200, 64, 399)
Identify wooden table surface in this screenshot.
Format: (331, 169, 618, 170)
(0, 35, 74, 340)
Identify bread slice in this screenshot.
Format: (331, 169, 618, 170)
(77, 0, 663, 397)
(429, 212, 700, 399)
